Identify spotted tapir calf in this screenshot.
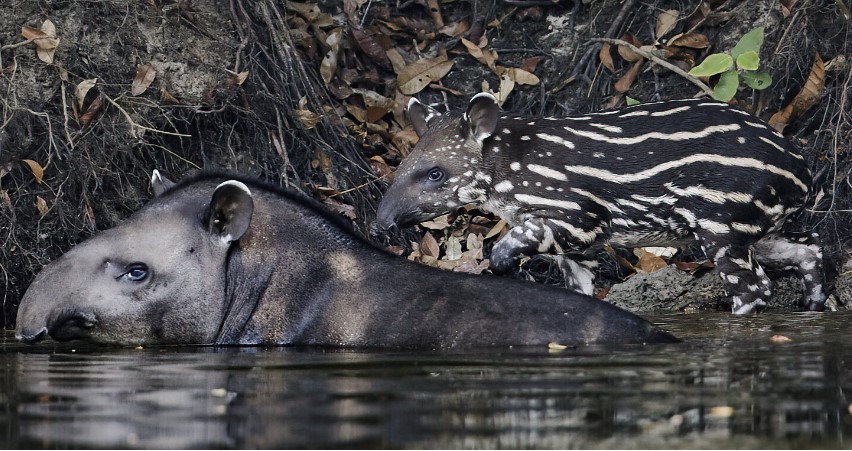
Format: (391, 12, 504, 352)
(15, 171, 676, 347)
(376, 94, 826, 314)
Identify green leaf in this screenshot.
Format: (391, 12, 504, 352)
(736, 51, 760, 71)
(731, 27, 764, 60)
(689, 53, 734, 77)
(741, 70, 773, 90)
(625, 96, 640, 106)
(712, 69, 739, 101)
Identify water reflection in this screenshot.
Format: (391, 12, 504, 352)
(0, 312, 850, 448)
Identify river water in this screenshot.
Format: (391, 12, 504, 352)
(1, 311, 850, 449)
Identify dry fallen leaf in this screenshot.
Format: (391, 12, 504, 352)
(233, 71, 249, 85)
(484, 219, 507, 240)
(295, 96, 322, 129)
(420, 231, 440, 259)
(615, 60, 644, 93)
(320, 28, 343, 84)
(655, 9, 680, 40)
(397, 55, 454, 95)
(22, 19, 59, 64)
(599, 42, 615, 72)
(461, 37, 497, 70)
(617, 34, 644, 62)
(369, 155, 393, 181)
(674, 259, 715, 274)
(668, 32, 709, 49)
(634, 248, 668, 273)
(454, 258, 489, 274)
(520, 56, 543, 74)
(21, 159, 44, 184)
(350, 27, 392, 70)
(74, 78, 98, 110)
(322, 197, 357, 220)
(420, 214, 451, 230)
(769, 52, 824, 132)
(503, 67, 540, 85)
(35, 196, 48, 216)
(780, 0, 797, 17)
(385, 48, 407, 73)
(286, 2, 333, 27)
(78, 94, 104, 128)
(131, 64, 157, 96)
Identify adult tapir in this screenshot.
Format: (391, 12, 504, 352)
(16, 171, 676, 347)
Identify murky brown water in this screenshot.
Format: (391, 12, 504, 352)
(1, 311, 850, 449)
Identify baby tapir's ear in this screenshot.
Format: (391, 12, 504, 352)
(151, 169, 176, 197)
(408, 98, 442, 137)
(465, 92, 499, 142)
(208, 180, 254, 246)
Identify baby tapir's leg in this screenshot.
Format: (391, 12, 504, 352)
(490, 217, 599, 295)
(552, 254, 597, 295)
(700, 237, 773, 314)
(753, 231, 826, 311)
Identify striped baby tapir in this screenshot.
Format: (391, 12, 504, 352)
(376, 93, 827, 314)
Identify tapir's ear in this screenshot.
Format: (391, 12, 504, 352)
(151, 169, 176, 197)
(464, 92, 499, 142)
(408, 98, 442, 137)
(208, 180, 254, 245)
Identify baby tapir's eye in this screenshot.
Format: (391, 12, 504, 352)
(120, 263, 149, 282)
(427, 167, 445, 183)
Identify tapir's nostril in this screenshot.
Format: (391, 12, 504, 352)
(48, 311, 98, 342)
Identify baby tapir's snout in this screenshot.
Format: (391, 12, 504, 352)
(378, 93, 827, 314)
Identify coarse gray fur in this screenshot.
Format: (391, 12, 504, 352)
(15, 172, 676, 347)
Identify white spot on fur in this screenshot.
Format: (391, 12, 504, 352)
(494, 180, 514, 192)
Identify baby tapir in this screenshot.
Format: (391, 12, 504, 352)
(377, 93, 826, 314)
(15, 171, 676, 347)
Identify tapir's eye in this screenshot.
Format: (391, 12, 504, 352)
(120, 263, 149, 282)
(427, 167, 445, 183)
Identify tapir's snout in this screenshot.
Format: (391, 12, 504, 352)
(15, 326, 48, 344)
(376, 196, 428, 231)
(17, 305, 99, 344)
(375, 198, 403, 231)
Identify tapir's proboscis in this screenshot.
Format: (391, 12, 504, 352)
(16, 172, 676, 347)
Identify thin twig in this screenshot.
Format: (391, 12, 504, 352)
(101, 93, 191, 138)
(60, 82, 74, 150)
(0, 36, 52, 51)
(329, 173, 388, 197)
(590, 37, 714, 97)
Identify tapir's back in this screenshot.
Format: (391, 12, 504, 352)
(484, 99, 811, 246)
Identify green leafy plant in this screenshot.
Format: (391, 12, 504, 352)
(688, 27, 772, 101)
